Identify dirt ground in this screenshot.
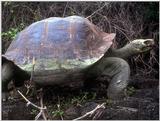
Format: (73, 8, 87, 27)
(2, 75, 159, 120)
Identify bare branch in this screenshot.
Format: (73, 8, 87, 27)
(40, 92, 47, 120)
(86, 3, 108, 19)
(17, 90, 46, 110)
(63, 2, 69, 17)
(18, 90, 48, 120)
(72, 103, 105, 120)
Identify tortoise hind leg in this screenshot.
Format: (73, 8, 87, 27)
(86, 57, 130, 99)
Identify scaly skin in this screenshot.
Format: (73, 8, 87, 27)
(85, 56, 130, 99)
(104, 39, 154, 59)
(97, 39, 154, 99)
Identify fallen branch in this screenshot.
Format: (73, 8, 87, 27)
(63, 2, 69, 17)
(17, 90, 47, 120)
(17, 90, 45, 110)
(40, 94, 47, 120)
(72, 103, 106, 120)
(35, 90, 47, 120)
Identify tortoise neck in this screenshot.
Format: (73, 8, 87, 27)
(105, 44, 138, 59)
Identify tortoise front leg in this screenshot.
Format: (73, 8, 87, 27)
(86, 57, 130, 99)
(2, 56, 30, 101)
(2, 57, 15, 101)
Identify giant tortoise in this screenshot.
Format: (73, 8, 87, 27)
(2, 16, 154, 100)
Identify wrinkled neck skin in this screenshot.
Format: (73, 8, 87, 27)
(104, 44, 139, 59)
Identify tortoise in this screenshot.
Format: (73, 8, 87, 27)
(2, 16, 154, 100)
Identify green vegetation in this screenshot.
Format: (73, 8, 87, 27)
(52, 104, 64, 119)
(2, 23, 25, 40)
(71, 92, 97, 104)
(2, 28, 19, 40)
(105, 99, 112, 105)
(30, 109, 38, 115)
(46, 91, 97, 119)
(126, 86, 136, 96)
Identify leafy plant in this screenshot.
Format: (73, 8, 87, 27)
(3, 1, 11, 6)
(30, 109, 38, 115)
(105, 99, 112, 105)
(52, 110, 64, 118)
(126, 86, 136, 96)
(52, 104, 64, 119)
(2, 28, 19, 40)
(71, 91, 97, 105)
(2, 23, 25, 40)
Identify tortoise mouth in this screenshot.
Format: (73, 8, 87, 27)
(142, 44, 154, 52)
(146, 44, 154, 49)
(144, 39, 154, 46)
(144, 46, 152, 51)
(143, 39, 154, 50)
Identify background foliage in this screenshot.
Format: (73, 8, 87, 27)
(2, 2, 159, 78)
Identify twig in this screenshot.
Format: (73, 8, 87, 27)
(17, 90, 46, 110)
(113, 24, 131, 41)
(18, 90, 47, 120)
(92, 109, 103, 120)
(63, 2, 69, 17)
(86, 3, 108, 19)
(35, 110, 43, 120)
(72, 103, 105, 120)
(40, 92, 47, 120)
(35, 98, 47, 120)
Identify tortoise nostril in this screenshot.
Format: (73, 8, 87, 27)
(144, 39, 154, 46)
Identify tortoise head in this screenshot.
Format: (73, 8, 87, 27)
(129, 39, 154, 53)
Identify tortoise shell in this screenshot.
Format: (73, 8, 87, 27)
(4, 16, 116, 71)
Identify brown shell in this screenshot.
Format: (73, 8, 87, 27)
(4, 16, 116, 70)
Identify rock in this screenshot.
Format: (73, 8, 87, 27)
(2, 100, 35, 120)
(129, 78, 158, 89)
(99, 106, 138, 120)
(64, 97, 159, 120)
(79, 102, 103, 120)
(105, 97, 159, 120)
(132, 88, 159, 102)
(64, 105, 82, 119)
(64, 102, 105, 120)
